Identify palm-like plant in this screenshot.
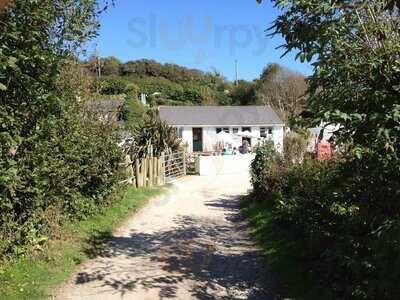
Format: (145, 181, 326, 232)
(129, 109, 181, 159)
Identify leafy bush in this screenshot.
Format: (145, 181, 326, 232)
(0, 102, 123, 257)
(133, 77, 185, 103)
(251, 2, 400, 298)
(122, 95, 146, 128)
(251, 143, 286, 199)
(100, 76, 131, 95)
(0, 1, 122, 259)
(126, 109, 181, 159)
(283, 131, 309, 164)
(250, 147, 400, 299)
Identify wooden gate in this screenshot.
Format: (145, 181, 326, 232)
(163, 151, 187, 183)
(121, 151, 187, 187)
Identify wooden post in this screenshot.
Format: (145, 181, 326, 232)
(153, 157, 157, 185)
(161, 152, 165, 185)
(148, 157, 153, 187)
(132, 175, 136, 188)
(153, 157, 156, 185)
(182, 150, 187, 176)
(140, 158, 146, 187)
(157, 157, 162, 185)
(135, 159, 140, 187)
(125, 155, 134, 185)
(144, 158, 147, 187)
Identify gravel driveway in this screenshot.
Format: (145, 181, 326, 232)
(55, 172, 276, 300)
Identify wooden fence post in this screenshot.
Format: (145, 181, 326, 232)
(141, 157, 147, 188)
(153, 157, 157, 185)
(161, 152, 165, 185)
(182, 150, 187, 176)
(130, 153, 171, 188)
(125, 155, 134, 185)
(158, 157, 162, 185)
(148, 156, 153, 187)
(135, 159, 139, 187)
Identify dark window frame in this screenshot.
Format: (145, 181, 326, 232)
(260, 127, 267, 138)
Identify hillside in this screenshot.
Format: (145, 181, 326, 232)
(85, 58, 234, 106)
(81, 58, 307, 126)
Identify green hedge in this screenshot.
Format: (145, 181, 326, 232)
(0, 106, 123, 259)
(250, 145, 400, 299)
(0, 1, 124, 260)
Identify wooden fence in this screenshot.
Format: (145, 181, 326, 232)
(121, 151, 187, 188)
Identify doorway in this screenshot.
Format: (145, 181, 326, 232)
(192, 128, 203, 152)
(242, 137, 251, 146)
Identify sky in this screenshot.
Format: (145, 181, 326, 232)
(91, 0, 313, 82)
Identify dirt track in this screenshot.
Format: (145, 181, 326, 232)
(55, 172, 275, 300)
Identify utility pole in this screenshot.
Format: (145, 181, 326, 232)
(94, 42, 101, 93)
(94, 43, 101, 79)
(235, 59, 239, 86)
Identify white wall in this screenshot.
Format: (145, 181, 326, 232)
(250, 126, 260, 146)
(181, 127, 193, 152)
(198, 154, 255, 176)
(178, 125, 284, 153)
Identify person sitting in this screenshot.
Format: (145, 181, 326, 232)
(238, 145, 244, 154)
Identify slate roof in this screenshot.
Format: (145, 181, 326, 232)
(159, 106, 284, 126)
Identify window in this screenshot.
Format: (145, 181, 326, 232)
(232, 128, 239, 134)
(242, 127, 251, 132)
(261, 127, 273, 138)
(216, 128, 229, 134)
(260, 127, 267, 138)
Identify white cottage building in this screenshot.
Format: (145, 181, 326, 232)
(159, 106, 284, 153)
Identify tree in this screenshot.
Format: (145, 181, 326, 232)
(256, 63, 307, 123)
(0, 0, 106, 167)
(56, 58, 95, 100)
(0, 0, 120, 257)
(101, 56, 121, 76)
(256, 1, 400, 298)
(264, 0, 400, 161)
(230, 80, 257, 105)
(100, 76, 129, 95)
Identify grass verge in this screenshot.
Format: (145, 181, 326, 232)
(0, 186, 165, 300)
(241, 196, 332, 300)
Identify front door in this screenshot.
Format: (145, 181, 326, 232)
(192, 128, 203, 152)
